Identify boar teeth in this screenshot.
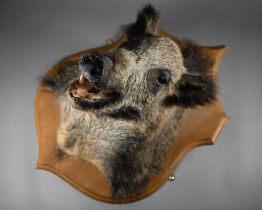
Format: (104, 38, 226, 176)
(75, 86, 89, 97)
(79, 75, 85, 85)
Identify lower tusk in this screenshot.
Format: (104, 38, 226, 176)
(79, 75, 85, 85)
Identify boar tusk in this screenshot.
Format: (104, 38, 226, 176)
(79, 75, 85, 85)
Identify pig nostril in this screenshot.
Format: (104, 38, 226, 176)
(80, 54, 104, 83)
(90, 65, 102, 82)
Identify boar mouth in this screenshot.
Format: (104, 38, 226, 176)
(67, 75, 120, 110)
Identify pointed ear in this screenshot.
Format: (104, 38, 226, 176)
(180, 41, 215, 74)
(163, 74, 217, 108)
(126, 4, 159, 39)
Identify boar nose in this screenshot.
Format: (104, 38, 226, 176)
(79, 54, 110, 85)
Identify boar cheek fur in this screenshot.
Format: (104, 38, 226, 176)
(43, 4, 217, 200)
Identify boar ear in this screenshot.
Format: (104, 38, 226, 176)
(180, 41, 215, 74)
(126, 4, 159, 39)
(163, 74, 217, 108)
(163, 40, 218, 108)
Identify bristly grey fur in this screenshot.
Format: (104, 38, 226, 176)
(43, 4, 217, 200)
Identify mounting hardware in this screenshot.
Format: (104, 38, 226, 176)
(168, 174, 176, 182)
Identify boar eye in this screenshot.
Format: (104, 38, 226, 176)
(157, 70, 170, 85)
(147, 69, 170, 94)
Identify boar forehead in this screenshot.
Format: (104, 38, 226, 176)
(116, 36, 185, 82)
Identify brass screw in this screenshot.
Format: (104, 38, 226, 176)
(168, 174, 176, 182)
(106, 39, 113, 45)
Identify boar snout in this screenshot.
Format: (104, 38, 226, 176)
(79, 54, 112, 88)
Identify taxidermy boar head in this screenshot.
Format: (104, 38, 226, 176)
(44, 4, 217, 200)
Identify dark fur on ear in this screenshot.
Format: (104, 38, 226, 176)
(126, 4, 159, 39)
(163, 74, 217, 108)
(181, 41, 215, 74)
